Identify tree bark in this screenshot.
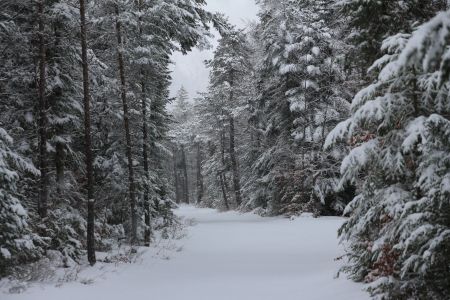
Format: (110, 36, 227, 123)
(52, 22, 65, 198)
(79, 0, 96, 265)
(138, 0, 151, 247)
(180, 145, 189, 204)
(220, 173, 229, 210)
(37, 0, 49, 219)
(227, 74, 241, 207)
(55, 141, 65, 195)
(196, 142, 204, 204)
(229, 115, 242, 206)
(141, 80, 151, 246)
(115, 4, 137, 244)
(219, 129, 229, 210)
(173, 147, 181, 204)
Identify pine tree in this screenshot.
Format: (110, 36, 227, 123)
(190, 92, 231, 209)
(90, 0, 221, 244)
(113, 0, 138, 244)
(171, 87, 193, 205)
(207, 29, 250, 208)
(239, 0, 350, 215)
(0, 128, 42, 276)
(79, 0, 96, 265)
(326, 10, 450, 298)
(1, 0, 90, 262)
(338, 0, 448, 78)
(37, 0, 49, 219)
(0, 0, 222, 272)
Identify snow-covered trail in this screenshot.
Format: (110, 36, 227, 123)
(3, 206, 369, 300)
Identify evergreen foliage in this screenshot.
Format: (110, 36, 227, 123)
(326, 10, 450, 298)
(2, 1, 450, 298)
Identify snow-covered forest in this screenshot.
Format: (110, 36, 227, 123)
(1, 0, 450, 299)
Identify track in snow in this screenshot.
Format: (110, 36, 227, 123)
(2, 205, 368, 300)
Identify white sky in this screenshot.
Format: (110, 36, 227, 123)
(169, 0, 259, 100)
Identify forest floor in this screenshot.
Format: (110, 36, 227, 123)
(1, 205, 369, 300)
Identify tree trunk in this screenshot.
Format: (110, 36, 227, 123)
(138, 0, 151, 247)
(52, 22, 64, 198)
(219, 129, 229, 210)
(227, 73, 242, 207)
(79, 0, 96, 266)
(180, 145, 189, 204)
(220, 173, 229, 210)
(55, 141, 65, 195)
(321, 105, 329, 149)
(196, 142, 204, 204)
(173, 148, 181, 204)
(141, 80, 151, 246)
(115, 4, 137, 244)
(37, 0, 49, 219)
(229, 116, 242, 207)
(321, 58, 333, 149)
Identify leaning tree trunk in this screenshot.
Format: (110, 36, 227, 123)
(180, 145, 189, 204)
(196, 142, 204, 204)
(37, 0, 49, 219)
(115, 5, 137, 244)
(79, 0, 96, 265)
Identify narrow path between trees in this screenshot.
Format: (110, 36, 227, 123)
(3, 206, 368, 300)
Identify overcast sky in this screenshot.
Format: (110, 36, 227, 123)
(169, 0, 259, 100)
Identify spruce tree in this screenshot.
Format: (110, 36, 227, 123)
(0, 128, 42, 276)
(326, 10, 450, 299)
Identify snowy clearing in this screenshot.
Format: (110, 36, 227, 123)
(1, 206, 368, 300)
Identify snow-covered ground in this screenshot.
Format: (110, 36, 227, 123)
(1, 206, 369, 300)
